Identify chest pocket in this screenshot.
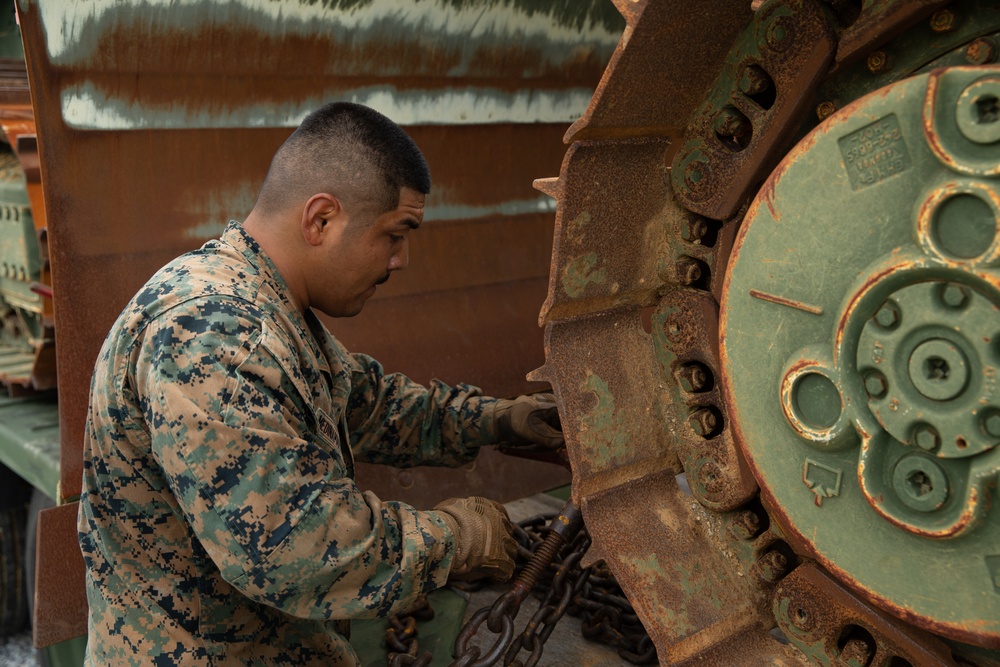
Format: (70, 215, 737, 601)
(255, 320, 356, 480)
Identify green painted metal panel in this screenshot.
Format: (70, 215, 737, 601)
(0, 392, 59, 501)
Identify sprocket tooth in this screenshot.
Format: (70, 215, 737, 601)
(525, 365, 550, 383)
(532, 177, 560, 199)
(609, 0, 643, 26)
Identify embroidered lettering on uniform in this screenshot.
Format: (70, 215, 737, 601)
(317, 408, 355, 479)
(317, 409, 338, 443)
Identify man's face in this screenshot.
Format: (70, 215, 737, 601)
(312, 187, 424, 318)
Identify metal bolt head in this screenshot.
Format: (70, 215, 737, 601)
(689, 407, 719, 437)
(913, 424, 940, 452)
(728, 510, 761, 540)
(675, 362, 709, 393)
(840, 637, 874, 667)
(765, 17, 790, 50)
(816, 101, 836, 121)
(681, 216, 709, 243)
(754, 550, 788, 584)
(866, 50, 891, 74)
(864, 372, 887, 399)
(873, 300, 900, 329)
(738, 65, 771, 96)
(982, 411, 1000, 438)
(698, 461, 724, 493)
(941, 283, 969, 309)
(714, 107, 750, 139)
(966, 38, 998, 65)
(930, 8, 956, 32)
(684, 159, 708, 187)
(676, 257, 704, 286)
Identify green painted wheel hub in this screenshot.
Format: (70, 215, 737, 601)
(721, 67, 1000, 647)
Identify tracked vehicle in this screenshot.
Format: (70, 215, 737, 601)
(534, 0, 1000, 664)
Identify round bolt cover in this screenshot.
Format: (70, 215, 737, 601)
(790, 371, 842, 430)
(893, 455, 949, 512)
(908, 338, 970, 401)
(931, 194, 996, 260)
(858, 281, 998, 459)
(955, 78, 1000, 145)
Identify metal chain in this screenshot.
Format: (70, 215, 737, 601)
(386, 503, 658, 666)
(386, 594, 434, 667)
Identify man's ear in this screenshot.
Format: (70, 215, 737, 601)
(300, 193, 344, 247)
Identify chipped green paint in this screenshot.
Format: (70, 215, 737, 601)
(651, 305, 681, 389)
(562, 252, 606, 298)
(566, 210, 591, 242)
(579, 372, 625, 469)
(624, 551, 731, 638)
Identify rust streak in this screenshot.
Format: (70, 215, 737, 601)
(749, 289, 823, 316)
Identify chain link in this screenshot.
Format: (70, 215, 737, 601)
(385, 506, 658, 666)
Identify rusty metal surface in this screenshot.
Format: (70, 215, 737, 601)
(774, 564, 958, 666)
(832, 0, 950, 71)
(540, 0, 1000, 664)
(566, 0, 752, 142)
(669, 0, 837, 220)
(32, 501, 87, 648)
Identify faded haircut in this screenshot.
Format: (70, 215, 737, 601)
(254, 102, 431, 222)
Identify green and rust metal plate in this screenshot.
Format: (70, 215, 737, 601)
(721, 67, 1000, 646)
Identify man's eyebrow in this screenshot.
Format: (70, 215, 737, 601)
(401, 218, 421, 230)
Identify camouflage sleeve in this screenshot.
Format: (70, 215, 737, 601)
(135, 298, 456, 619)
(345, 353, 501, 468)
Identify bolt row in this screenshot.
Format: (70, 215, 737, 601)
(817, 11, 996, 120)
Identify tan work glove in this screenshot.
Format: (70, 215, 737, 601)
(492, 393, 564, 449)
(436, 496, 517, 582)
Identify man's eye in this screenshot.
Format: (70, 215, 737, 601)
(390, 234, 404, 243)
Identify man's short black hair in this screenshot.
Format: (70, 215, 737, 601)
(254, 102, 431, 220)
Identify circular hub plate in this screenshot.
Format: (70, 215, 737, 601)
(720, 68, 1000, 645)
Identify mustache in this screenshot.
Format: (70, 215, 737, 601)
(374, 272, 391, 286)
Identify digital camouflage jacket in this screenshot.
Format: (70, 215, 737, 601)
(79, 222, 500, 666)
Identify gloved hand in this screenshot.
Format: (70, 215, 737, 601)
(492, 393, 564, 449)
(435, 496, 517, 582)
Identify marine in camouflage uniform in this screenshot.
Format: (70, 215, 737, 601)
(78, 103, 560, 665)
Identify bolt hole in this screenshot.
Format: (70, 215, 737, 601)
(793, 607, 809, 625)
(823, 0, 862, 27)
(923, 356, 950, 381)
(741, 66, 776, 110)
(956, 437, 967, 449)
(975, 94, 999, 124)
(714, 105, 753, 151)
